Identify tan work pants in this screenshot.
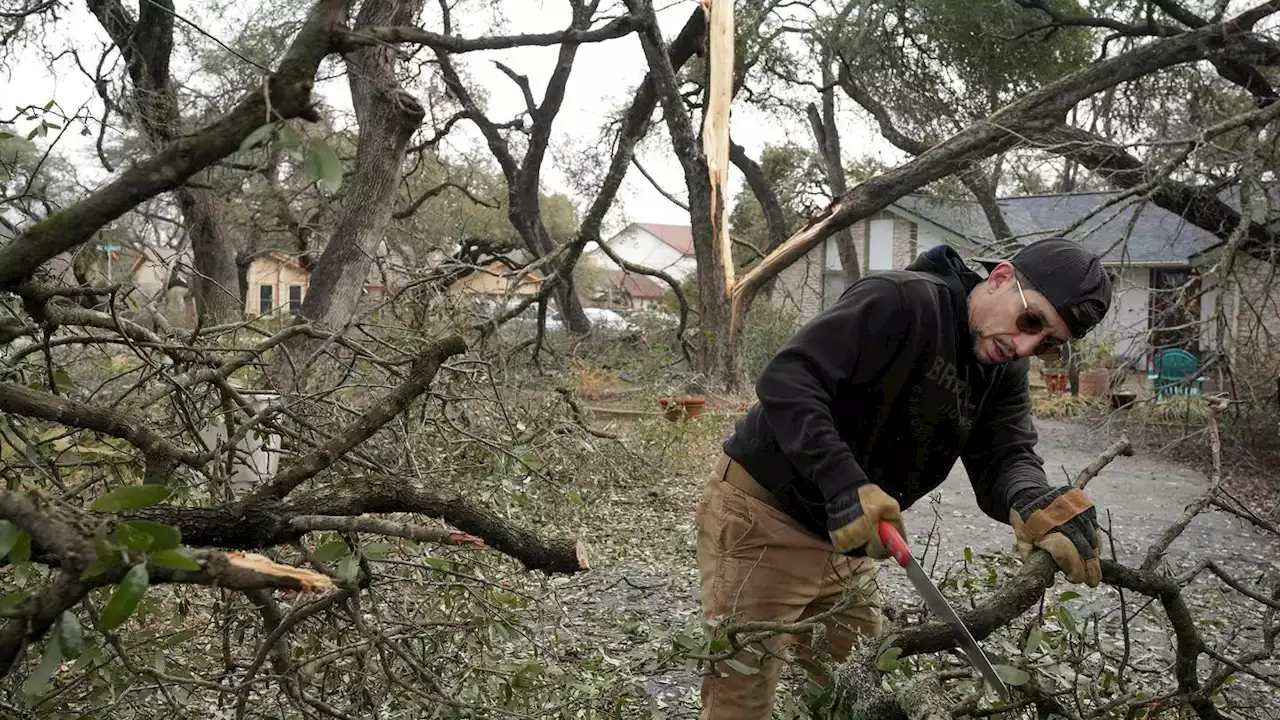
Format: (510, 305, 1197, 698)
(695, 453, 883, 719)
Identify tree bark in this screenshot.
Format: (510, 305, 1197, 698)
(0, 0, 343, 296)
(84, 0, 245, 323)
(810, 63, 861, 283)
(178, 185, 244, 321)
(271, 0, 426, 393)
(627, 0, 737, 386)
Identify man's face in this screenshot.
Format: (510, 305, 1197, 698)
(969, 263, 1072, 365)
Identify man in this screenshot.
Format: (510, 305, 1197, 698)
(695, 238, 1113, 718)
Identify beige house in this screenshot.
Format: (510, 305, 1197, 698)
(245, 252, 311, 317)
(447, 260, 543, 305)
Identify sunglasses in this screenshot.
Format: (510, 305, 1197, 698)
(1014, 276, 1064, 355)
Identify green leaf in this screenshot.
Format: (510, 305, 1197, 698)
(963, 546, 973, 563)
(277, 126, 301, 150)
(9, 531, 31, 564)
(99, 564, 149, 631)
(43, 99, 55, 112)
(150, 549, 200, 572)
(0, 590, 30, 613)
(994, 664, 1031, 686)
(313, 540, 348, 563)
(360, 542, 395, 559)
(338, 554, 359, 583)
(1024, 628, 1043, 654)
(92, 485, 172, 513)
(876, 646, 902, 672)
(1057, 605, 1079, 636)
(57, 611, 83, 659)
(22, 634, 61, 696)
(1057, 590, 1081, 602)
(80, 554, 118, 580)
(53, 368, 75, 391)
(119, 521, 181, 552)
(724, 658, 759, 675)
(0, 520, 21, 558)
(304, 141, 343, 193)
(238, 122, 275, 153)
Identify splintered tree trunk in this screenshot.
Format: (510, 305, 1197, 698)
(271, 0, 425, 394)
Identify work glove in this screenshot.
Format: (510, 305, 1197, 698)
(827, 484, 905, 560)
(1010, 486, 1103, 587)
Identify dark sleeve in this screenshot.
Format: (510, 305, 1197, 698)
(755, 277, 910, 504)
(960, 361, 1051, 523)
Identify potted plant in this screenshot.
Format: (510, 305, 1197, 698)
(1074, 335, 1116, 399)
(1039, 348, 1069, 393)
(657, 380, 708, 422)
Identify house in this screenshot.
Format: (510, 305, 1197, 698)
(446, 259, 543, 309)
(37, 244, 197, 326)
(775, 191, 1279, 370)
(588, 222, 698, 282)
(245, 252, 311, 317)
(586, 269, 666, 311)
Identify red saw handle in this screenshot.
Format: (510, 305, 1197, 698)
(878, 520, 911, 567)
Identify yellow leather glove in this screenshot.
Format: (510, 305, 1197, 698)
(1010, 486, 1104, 587)
(827, 484, 905, 559)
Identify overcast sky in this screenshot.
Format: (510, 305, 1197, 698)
(2, 0, 900, 238)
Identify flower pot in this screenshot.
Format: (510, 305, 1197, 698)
(1078, 369, 1109, 398)
(1042, 370, 1069, 393)
(658, 395, 706, 422)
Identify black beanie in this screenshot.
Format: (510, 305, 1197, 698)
(1009, 238, 1112, 340)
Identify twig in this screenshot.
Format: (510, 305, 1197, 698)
(1142, 397, 1228, 572)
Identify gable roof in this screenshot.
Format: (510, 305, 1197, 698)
(634, 223, 695, 256)
(604, 270, 665, 299)
(896, 191, 1223, 265)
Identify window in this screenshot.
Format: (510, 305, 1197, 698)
(867, 218, 894, 271)
(259, 284, 273, 314)
(288, 285, 303, 315)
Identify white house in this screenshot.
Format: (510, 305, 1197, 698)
(588, 223, 698, 282)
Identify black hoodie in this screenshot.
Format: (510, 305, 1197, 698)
(723, 245, 1051, 544)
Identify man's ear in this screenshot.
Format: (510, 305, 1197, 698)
(985, 262, 1015, 291)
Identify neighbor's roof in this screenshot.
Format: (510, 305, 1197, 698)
(634, 223, 695, 256)
(896, 191, 1223, 265)
(606, 270, 665, 298)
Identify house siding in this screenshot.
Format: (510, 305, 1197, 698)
(1201, 256, 1280, 379)
(245, 256, 311, 317)
(1093, 266, 1150, 365)
(771, 242, 825, 322)
(776, 214, 964, 326)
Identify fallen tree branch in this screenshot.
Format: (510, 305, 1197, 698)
(288, 515, 488, 549)
(731, 2, 1280, 318)
(0, 382, 210, 479)
(241, 335, 467, 504)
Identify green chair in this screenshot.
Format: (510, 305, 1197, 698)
(1147, 348, 1204, 400)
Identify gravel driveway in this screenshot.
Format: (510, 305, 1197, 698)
(902, 418, 1277, 572)
(561, 417, 1280, 715)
